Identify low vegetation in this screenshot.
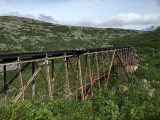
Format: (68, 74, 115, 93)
(1, 81, 160, 120)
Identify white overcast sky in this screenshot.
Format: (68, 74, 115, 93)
(0, 0, 160, 30)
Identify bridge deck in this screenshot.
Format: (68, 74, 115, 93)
(0, 46, 134, 64)
(0, 46, 133, 59)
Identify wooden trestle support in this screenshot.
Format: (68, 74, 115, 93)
(0, 46, 138, 103)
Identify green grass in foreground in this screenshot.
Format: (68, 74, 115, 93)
(1, 81, 160, 120)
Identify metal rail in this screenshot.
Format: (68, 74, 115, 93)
(0, 46, 133, 60)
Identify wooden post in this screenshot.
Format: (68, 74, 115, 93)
(46, 58, 52, 100)
(128, 48, 130, 65)
(18, 57, 24, 101)
(107, 51, 110, 71)
(65, 55, 70, 97)
(102, 52, 105, 82)
(77, 56, 84, 100)
(87, 54, 93, 97)
(76, 61, 78, 100)
(116, 50, 119, 75)
(84, 55, 88, 95)
(134, 47, 137, 65)
(95, 52, 101, 94)
(131, 47, 135, 84)
(125, 48, 127, 67)
(116, 52, 130, 82)
(121, 49, 123, 75)
(133, 47, 137, 83)
(105, 51, 116, 85)
(32, 62, 35, 99)
(127, 48, 130, 66)
(128, 48, 131, 82)
(130, 48, 133, 83)
(122, 49, 124, 67)
(3, 65, 7, 101)
(51, 59, 54, 93)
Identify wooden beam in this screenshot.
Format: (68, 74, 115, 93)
(3, 65, 7, 101)
(51, 59, 54, 92)
(0, 54, 74, 66)
(77, 56, 84, 100)
(85, 62, 104, 99)
(46, 59, 52, 100)
(17, 58, 24, 101)
(84, 55, 88, 95)
(76, 60, 78, 100)
(116, 52, 130, 81)
(65, 55, 70, 97)
(87, 54, 93, 97)
(105, 50, 116, 86)
(95, 52, 101, 94)
(102, 52, 105, 82)
(32, 62, 35, 99)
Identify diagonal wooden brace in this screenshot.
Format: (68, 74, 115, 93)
(14, 61, 46, 103)
(0, 63, 30, 95)
(105, 50, 116, 86)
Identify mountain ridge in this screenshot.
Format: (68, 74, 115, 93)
(0, 16, 143, 53)
(142, 25, 160, 31)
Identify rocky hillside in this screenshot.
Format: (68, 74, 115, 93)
(142, 25, 160, 31)
(0, 16, 143, 53)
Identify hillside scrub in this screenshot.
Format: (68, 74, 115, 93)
(1, 81, 160, 120)
(0, 16, 141, 53)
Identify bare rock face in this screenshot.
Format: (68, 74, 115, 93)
(142, 79, 150, 88)
(0, 64, 18, 73)
(0, 44, 7, 50)
(142, 25, 159, 31)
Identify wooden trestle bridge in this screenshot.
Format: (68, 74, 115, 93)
(0, 46, 138, 103)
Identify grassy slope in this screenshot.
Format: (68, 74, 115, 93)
(0, 16, 141, 53)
